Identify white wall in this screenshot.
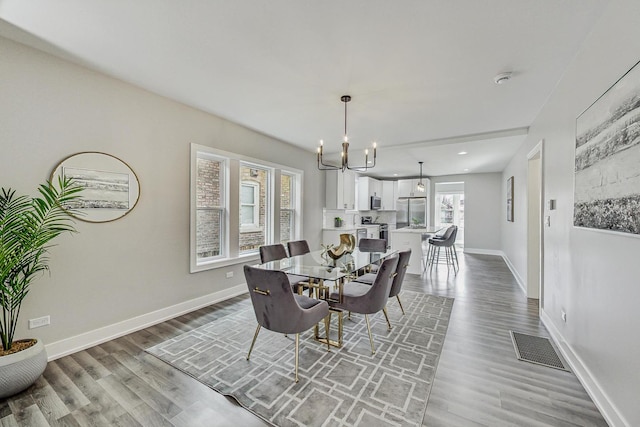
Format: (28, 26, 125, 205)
(0, 36, 324, 357)
(430, 173, 502, 252)
(501, 1, 640, 425)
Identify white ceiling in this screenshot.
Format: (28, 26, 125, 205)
(0, 0, 608, 178)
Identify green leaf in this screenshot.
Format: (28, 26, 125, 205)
(0, 178, 83, 350)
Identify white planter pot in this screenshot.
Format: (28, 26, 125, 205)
(0, 339, 48, 399)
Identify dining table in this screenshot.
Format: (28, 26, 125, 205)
(256, 247, 397, 348)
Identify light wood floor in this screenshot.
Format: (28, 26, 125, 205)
(0, 253, 607, 426)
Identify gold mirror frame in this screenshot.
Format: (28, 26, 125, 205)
(51, 152, 140, 223)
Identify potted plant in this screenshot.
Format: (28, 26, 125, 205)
(0, 177, 81, 399)
(334, 217, 343, 227)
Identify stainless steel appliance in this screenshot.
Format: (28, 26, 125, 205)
(396, 197, 428, 229)
(370, 196, 381, 210)
(378, 223, 389, 248)
(356, 228, 367, 245)
(361, 216, 389, 248)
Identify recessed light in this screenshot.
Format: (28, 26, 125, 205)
(494, 72, 512, 84)
(393, 173, 398, 176)
(458, 151, 467, 155)
(464, 168, 469, 172)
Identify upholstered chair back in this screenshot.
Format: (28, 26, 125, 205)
(358, 238, 386, 252)
(287, 240, 311, 257)
(346, 256, 398, 314)
(244, 266, 328, 334)
(259, 244, 288, 264)
(389, 249, 411, 298)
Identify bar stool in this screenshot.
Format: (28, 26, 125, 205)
(421, 228, 446, 271)
(425, 226, 458, 273)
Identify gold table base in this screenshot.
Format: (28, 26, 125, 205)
(314, 308, 343, 348)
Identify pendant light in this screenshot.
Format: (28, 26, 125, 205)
(416, 161, 426, 192)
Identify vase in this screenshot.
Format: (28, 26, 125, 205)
(0, 339, 48, 399)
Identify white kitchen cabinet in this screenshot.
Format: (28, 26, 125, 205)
(381, 180, 397, 210)
(357, 176, 381, 210)
(362, 224, 380, 238)
(397, 178, 430, 198)
(343, 169, 356, 210)
(325, 170, 357, 210)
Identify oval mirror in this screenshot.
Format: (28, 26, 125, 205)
(51, 152, 140, 223)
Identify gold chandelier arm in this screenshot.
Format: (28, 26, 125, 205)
(317, 153, 341, 170)
(345, 156, 376, 171)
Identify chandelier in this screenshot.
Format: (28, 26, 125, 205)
(317, 95, 377, 172)
(416, 161, 426, 192)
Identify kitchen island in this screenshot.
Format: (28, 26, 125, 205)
(389, 226, 443, 274)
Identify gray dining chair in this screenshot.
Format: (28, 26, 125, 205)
(259, 243, 308, 293)
(357, 238, 387, 274)
(328, 256, 399, 354)
(353, 249, 411, 319)
(259, 243, 288, 263)
(358, 238, 386, 252)
(244, 265, 331, 383)
(287, 240, 311, 257)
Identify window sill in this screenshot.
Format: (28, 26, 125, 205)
(240, 227, 262, 234)
(191, 253, 261, 273)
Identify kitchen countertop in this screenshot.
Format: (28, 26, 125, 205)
(390, 226, 443, 234)
(322, 226, 358, 231)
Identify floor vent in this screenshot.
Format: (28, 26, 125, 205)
(510, 331, 569, 371)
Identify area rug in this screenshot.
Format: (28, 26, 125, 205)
(146, 291, 453, 427)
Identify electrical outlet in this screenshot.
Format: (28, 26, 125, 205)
(561, 311, 567, 322)
(545, 216, 551, 227)
(226, 271, 233, 278)
(29, 315, 50, 329)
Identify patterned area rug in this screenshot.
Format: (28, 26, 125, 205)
(146, 291, 453, 427)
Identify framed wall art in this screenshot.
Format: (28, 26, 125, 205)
(574, 60, 640, 235)
(507, 176, 514, 222)
(51, 152, 140, 223)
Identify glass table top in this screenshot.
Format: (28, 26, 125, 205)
(256, 248, 397, 281)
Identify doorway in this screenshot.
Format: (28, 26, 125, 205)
(434, 182, 464, 247)
(527, 143, 543, 305)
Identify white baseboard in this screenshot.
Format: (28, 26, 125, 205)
(500, 253, 526, 295)
(463, 247, 504, 256)
(540, 309, 627, 427)
(45, 284, 248, 361)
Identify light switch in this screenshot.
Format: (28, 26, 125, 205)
(547, 199, 556, 210)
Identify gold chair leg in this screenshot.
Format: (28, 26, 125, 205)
(382, 307, 392, 331)
(396, 295, 406, 315)
(324, 313, 331, 352)
(247, 325, 261, 360)
(364, 314, 375, 354)
(338, 310, 344, 347)
(294, 333, 300, 383)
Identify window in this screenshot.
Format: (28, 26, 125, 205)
(194, 152, 226, 263)
(280, 172, 296, 243)
(240, 181, 259, 230)
(190, 144, 302, 272)
(239, 163, 270, 254)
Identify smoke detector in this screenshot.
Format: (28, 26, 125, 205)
(494, 72, 512, 84)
